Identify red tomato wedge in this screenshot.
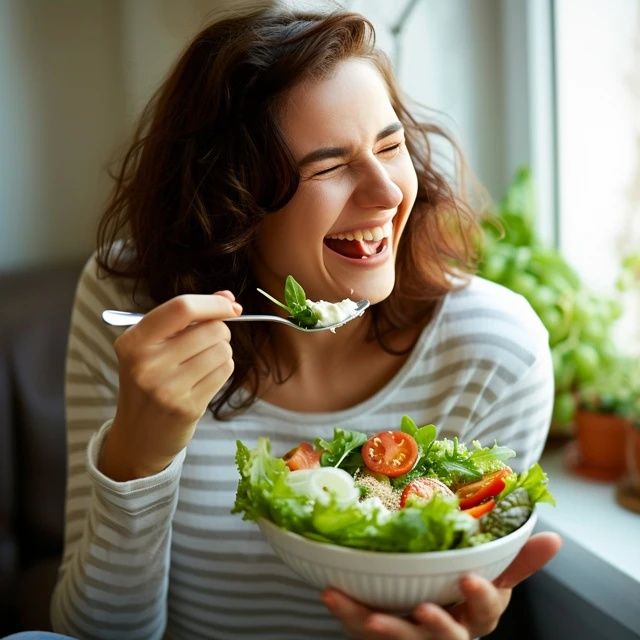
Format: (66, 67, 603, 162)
(455, 468, 511, 509)
(461, 498, 496, 518)
(399, 477, 454, 508)
(362, 431, 419, 478)
(283, 442, 321, 471)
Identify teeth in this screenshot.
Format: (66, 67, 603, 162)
(326, 220, 393, 242)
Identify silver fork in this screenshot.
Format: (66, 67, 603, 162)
(101, 300, 370, 333)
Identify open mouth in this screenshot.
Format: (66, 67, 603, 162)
(323, 221, 392, 260)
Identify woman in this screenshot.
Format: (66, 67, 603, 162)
(51, 6, 560, 640)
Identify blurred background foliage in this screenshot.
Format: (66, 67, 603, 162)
(478, 168, 640, 435)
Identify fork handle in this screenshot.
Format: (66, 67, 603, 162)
(101, 310, 290, 328)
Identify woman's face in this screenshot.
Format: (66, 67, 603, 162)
(253, 57, 418, 304)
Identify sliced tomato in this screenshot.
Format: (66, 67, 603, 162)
(283, 442, 321, 471)
(456, 468, 512, 510)
(461, 498, 496, 518)
(399, 477, 453, 508)
(362, 430, 418, 478)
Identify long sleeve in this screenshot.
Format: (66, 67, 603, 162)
(50, 255, 184, 640)
(460, 294, 555, 472)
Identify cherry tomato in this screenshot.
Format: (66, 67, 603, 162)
(283, 442, 321, 471)
(362, 431, 418, 478)
(461, 498, 496, 518)
(455, 468, 511, 509)
(399, 477, 454, 508)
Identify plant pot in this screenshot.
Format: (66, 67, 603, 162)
(566, 409, 631, 481)
(616, 423, 640, 514)
(625, 423, 640, 488)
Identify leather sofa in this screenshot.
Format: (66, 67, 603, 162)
(0, 261, 84, 634)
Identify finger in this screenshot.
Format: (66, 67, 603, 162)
(493, 532, 562, 589)
(158, 319, 231, 366)
(137, 294, 240, 341)
(411, 602, 469, 640)
(191, 352, 235, 406)
(321, 590, 374, 636)
(450, 573, 506, 636)
(213, 289, 237, 303)
(178, 340, 233, 387)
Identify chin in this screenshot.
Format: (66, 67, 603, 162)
(351, 271, 396, 305)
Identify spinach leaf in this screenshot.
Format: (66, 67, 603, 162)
(284, 276, 308, 313)
(257, 275, 321, 328)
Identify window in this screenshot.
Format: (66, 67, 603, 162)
(555, 0, 640, 352)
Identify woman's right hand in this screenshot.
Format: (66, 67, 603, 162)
(98, 291, 242, 481)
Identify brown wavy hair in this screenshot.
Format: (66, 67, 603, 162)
(96, 7, 484, 418)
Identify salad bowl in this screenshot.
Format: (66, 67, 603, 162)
(258, 511, 537, 611)
(234, 415, 554, 612)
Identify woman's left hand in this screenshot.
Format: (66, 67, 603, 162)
(322, 532, 562, 640)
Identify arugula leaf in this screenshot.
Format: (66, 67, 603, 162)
(257, 275, 320, 328)
(315, 428, 368, 468)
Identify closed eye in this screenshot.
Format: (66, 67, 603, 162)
(377, 142, 402, 156)
(312, 164, 345, 177)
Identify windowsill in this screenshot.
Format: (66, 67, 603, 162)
(536, 445, 640, 636)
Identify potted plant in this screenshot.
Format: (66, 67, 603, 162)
(617, 361, 640, 511)
(569, 357, 639, 482)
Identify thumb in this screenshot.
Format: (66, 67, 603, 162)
(494, 532, 562, 589)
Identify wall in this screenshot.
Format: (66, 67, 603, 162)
(0, 0, 126, 271)
(0, 0, 514, 272)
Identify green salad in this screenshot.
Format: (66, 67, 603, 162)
(233, 416, 555, 552)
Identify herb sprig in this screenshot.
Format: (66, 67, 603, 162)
(257, 275, 321, 329)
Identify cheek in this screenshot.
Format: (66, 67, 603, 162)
(400, 154, 419, 205)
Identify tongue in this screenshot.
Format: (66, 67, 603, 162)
(325, 238, 383, 259)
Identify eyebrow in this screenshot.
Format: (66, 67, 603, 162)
(297, 121, 404, 168)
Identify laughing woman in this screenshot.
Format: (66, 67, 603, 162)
(51, 6, 560, 640)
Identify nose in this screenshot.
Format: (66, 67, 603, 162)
(352, 156, 403, 211)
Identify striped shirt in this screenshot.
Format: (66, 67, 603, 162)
(51, 253, 554, 640)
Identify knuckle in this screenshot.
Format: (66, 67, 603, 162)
(130, 364, 151, 390)
(223, 356, 235, 376)
(152, 383, 196, 419)
(220, 340, 233, 360)
(171, 295, 196, 319)
(219, 322, 232, 342)
(114, 333, 134, 361)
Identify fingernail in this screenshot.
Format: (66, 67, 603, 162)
(232, 302, 243, 315)
(213, 290, 235, 301)
(321, 592, 337, 610)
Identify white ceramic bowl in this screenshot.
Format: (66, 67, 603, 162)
(258, 511, 537, 611)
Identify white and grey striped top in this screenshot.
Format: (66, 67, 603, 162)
(51, 253, 554, 640)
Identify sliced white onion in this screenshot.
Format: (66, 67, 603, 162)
(308, 467, 360, 507)
(286, 467, 359, 507)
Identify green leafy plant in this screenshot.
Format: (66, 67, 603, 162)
(257, 275, 321, 328)
(479, 168, 624, 433)
(577, 356, 640, 426)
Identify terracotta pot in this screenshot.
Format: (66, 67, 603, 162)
(571, 409, 631, 480)
(625, 422, 640, 489)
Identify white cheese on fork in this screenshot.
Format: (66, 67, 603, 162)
(306, 298, 360, 328)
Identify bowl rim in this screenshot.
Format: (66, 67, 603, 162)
(258, 508, 537, 560)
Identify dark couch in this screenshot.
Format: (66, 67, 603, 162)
(0, 261, 84, 634)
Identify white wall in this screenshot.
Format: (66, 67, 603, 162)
(0, 0, 514, 272)
(0, 0, 126, 271)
